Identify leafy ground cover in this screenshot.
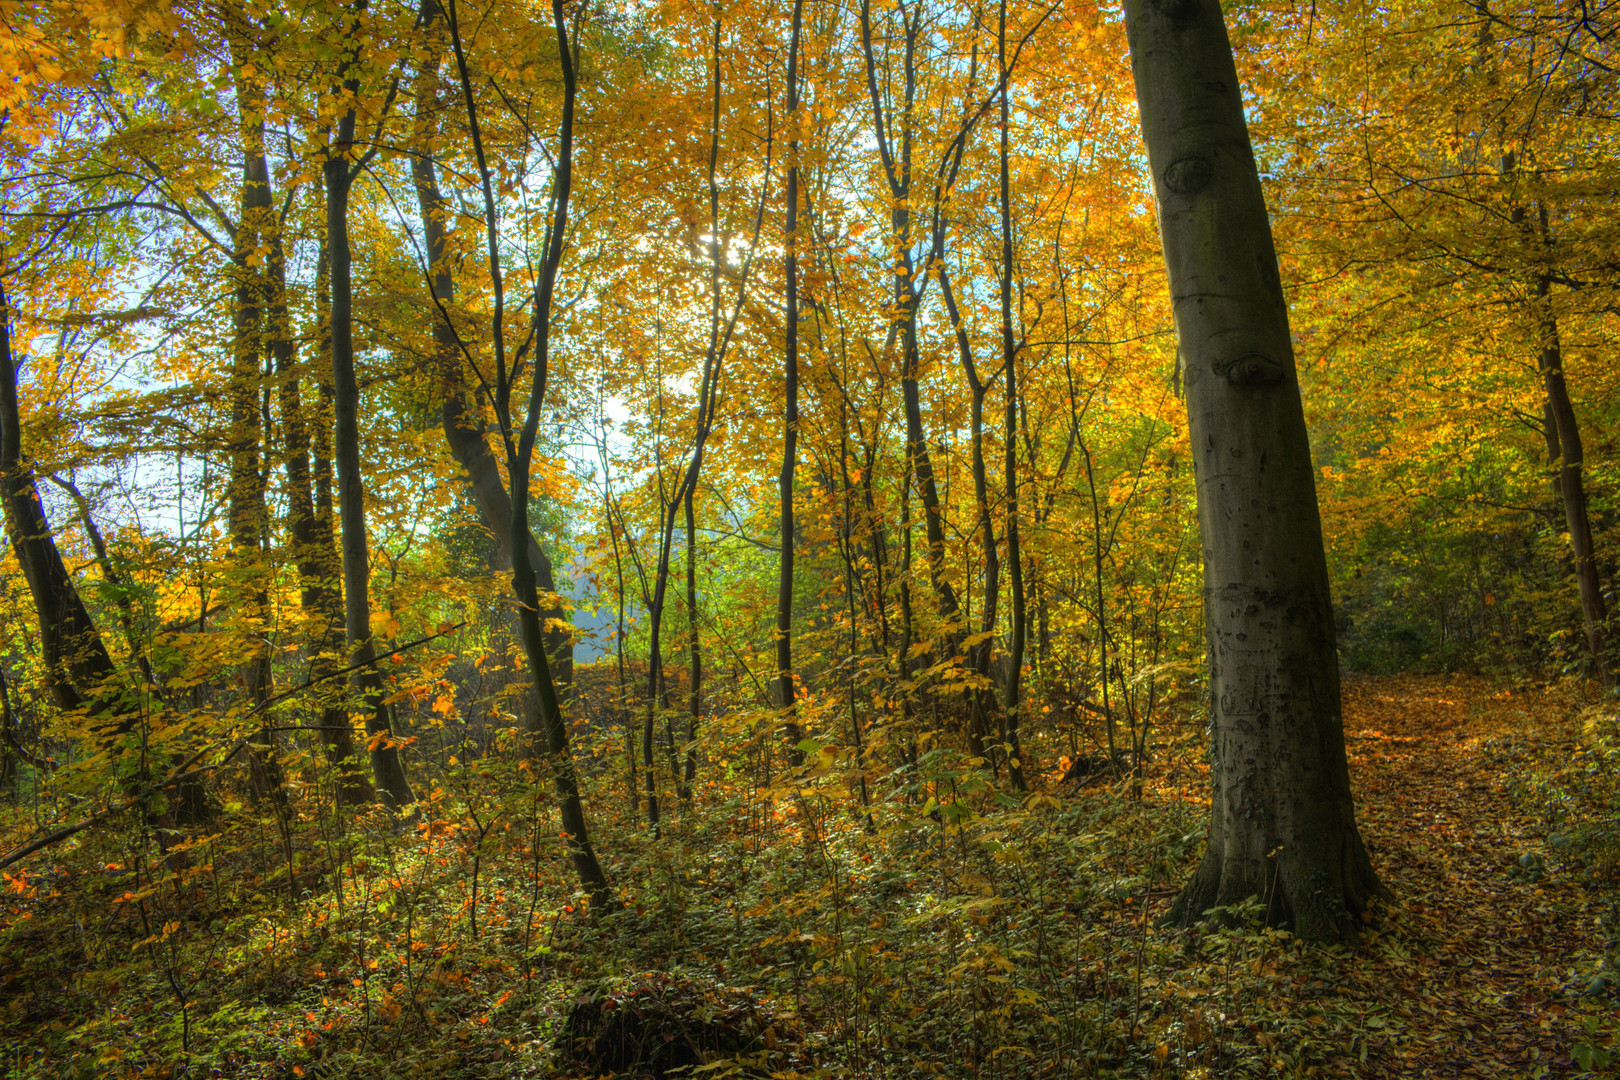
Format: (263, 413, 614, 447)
(1, 674, 1615, 1079)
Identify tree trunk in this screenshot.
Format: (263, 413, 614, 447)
(1081, 439, 1116, 763)
(835, 393, 873, 809)
(900, 326, 960, 634)
(683, 481, 699, 797)
(860, 435, 891, 656)
(325, 35, 413, 809)
(1536, 280, 1609, 684)
(937, 263, 996, 763)
(897, 458, 916, 759)
(606, 505, 636, 819)
(443, 0, 612, 908)
(859, 0, 962, 635)
(226, 24, 285, 804)
(0, 286, 206, 831)
(632, 12, 771, 798)
(0, 667, 15, 801)
(998, 0, 1027, 790)
(0, 287, 122, 724)
(1123, 0, 1381, 940)
(777, 0, 803, 740)
(408, 23, 572, 700)
(281, 188, 371, 805)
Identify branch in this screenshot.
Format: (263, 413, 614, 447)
(0, 667, 55, 771)
(0, 622, 464, 872)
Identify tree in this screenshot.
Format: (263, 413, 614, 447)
(224, 5, 286, 804)
(284, 183, 374, 807)
(776, 0, 804, 748)
(1122, 0, 1381, 939)
(324, 0, 414, 809)
(409, 0, 573, 759)
(1238, 0, 1620, 681)
(440, 0, 613, 909)
(0, 31, 164, 812)
(995, 0, 1028, 789)
(0, 285, 124, 735)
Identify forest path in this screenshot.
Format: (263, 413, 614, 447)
(1313, 674, 1608, 1078)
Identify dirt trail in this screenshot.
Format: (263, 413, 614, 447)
(1321, 675, 1608, 1078)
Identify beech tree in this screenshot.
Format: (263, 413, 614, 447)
(324, 0, 414, 809)
(775, 0, 804, 757)
(440, 0, 613, 908)
(1123, 0, 1382, 939)
(7, 0, 1616, 1007)
(1242, 0, 1618, 682)
(409, 0, 573, 755)
(0, 287, 126, 741)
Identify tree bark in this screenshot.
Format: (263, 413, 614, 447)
(937, 263, 997, 762)
(683, 480, 699, 797)
(0, 286, 203, 830)
(1123, 0, 1381, 940)
(281, 187, 371, 805)
(777, 0, 803, 738)
(0, 671, 14, 800)
(445, 0, 612, 908)
(408, 19, 573, 699)
(1081, 438, 1116, 762)
(605, 502, 636, 819)
(1, 290, 120, 722)
(997, 0, 1026, 789)
(1535, 278, 1609, 684)
(226, 20, 285, 803)
(325, 16, 414, 809)
(859, 0, 963, 634)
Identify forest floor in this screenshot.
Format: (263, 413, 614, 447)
(1234, 674, 1617, 1079)
(1, 674, 1617, 1079)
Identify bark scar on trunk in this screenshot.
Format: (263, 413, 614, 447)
(1214, 352, 1285, 387)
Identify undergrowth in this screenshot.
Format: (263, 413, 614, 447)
(3, 678, 1616, 1078)
(1510, 689, 1620, 1077)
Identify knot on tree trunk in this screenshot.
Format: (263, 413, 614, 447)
(1214, 352, 1286, 388)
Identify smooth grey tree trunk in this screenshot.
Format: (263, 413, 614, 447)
(0, 287, 121, 723)
(858, 0, 965, 658)
(682, 481, 699, 798)
(0, 286, 203, 834)
(443, 0, 612, 909)
(1123, 0, 1381, 940)
(936, 264, 1000, 765)
(776, 0, 802, 732)
(997, 0, 1027, 789)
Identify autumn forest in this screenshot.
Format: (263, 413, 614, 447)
(1, 0, 1618, 1076)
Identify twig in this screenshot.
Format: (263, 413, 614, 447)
(0, 623, 464, 871)
(0, 666, 56, 770)
(244, 621, 465, 720)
